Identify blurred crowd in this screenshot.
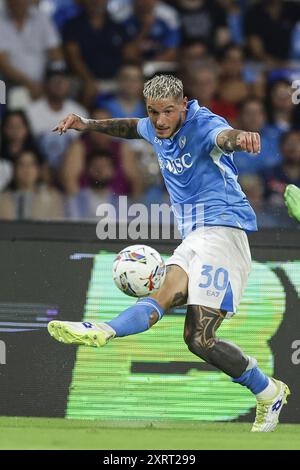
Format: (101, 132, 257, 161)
(0, 0, 300, 228)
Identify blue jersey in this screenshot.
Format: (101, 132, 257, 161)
(137, 100, 257, 238)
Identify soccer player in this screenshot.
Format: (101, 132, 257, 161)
(49, 75, 290, 432)
(284, 184, 300, 222)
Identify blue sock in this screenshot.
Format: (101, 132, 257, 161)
(106, 298, 164, 337)
(232, 366, 269, 394)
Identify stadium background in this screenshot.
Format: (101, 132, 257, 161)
(0, 0, 300, 449)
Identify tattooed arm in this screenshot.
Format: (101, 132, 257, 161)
(216, 129, 261, 154)
(52, 113, 141, 139)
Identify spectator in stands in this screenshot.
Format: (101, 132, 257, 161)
(0, 0, 63, 100)
(264, 79, 296, 155)
(0, 156, 12, 191)
(0, 149, 64, 220)
(0, 110, 40, 162)
(267, 80, 295, 131)
(65, 150, 117, 220)
(262, 130, 300, 210)
(234, 97, 282, 175)
(108, 0, 132, 23)
(123, 0, 180, 63)
(178, 38, 208, 72)
(183, 62, 238, 124)
(175, 0, 229, 50)
(52, 0, 83, 31)
(183, 62, 217, 107)
(216, 0, 244, 46)
(238, 174, 280, 228)
(290, 19, 300, 61)
(245, 0, 300, 64)
(25, 62, 87, 173)
(62, 0, 129, 107)
(61, 108, 143, 198)
(95, 63, 146, 118)
(217, 43, 250, 107)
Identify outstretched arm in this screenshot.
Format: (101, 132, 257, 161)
(216, 129, 261, 154)
(53, 113, 141, 139)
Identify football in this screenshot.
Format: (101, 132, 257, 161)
(112, 244, 166, 297)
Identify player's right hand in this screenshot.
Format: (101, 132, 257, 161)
(52, 113, 88, 135)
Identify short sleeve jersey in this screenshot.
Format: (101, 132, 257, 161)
(137, 100, 257, 238)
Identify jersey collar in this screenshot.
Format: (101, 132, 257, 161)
(184, 99, 201, 123)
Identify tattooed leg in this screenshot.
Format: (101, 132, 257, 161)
(184, 305, 249, 378)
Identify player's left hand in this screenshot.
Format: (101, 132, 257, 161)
(236, 131, 261, 154)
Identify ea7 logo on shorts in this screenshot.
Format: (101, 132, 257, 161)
(272, 399, 282, 412)
(83, 322, 93, 328)
(164, 153, 193, 175)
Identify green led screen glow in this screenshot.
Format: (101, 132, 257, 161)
(66, 252, 299, 422)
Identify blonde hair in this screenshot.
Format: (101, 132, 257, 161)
(143, 75, 183, 101)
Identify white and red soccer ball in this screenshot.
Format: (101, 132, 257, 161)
(112, 245, 166, 297)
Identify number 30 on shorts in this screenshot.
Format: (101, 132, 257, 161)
(198, 265, 229, 291)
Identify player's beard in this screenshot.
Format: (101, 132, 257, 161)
(174, 112, 185, 134)
(168, 112, 186, 138)
(158, 113, 185, 139)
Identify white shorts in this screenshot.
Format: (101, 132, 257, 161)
(166, 226, 252, 318)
